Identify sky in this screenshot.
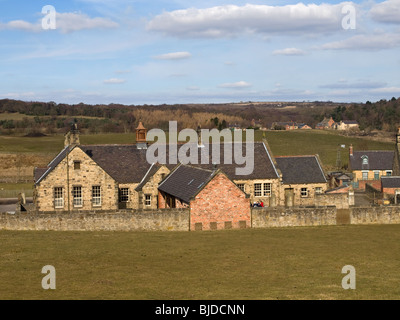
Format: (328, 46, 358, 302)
(0, 0, 399, 105)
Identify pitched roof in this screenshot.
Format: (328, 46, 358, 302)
(342, 120, 358, 125)
(381, 176, 400, 189)
(350, 151, 395, 171)
(35, 141, 279, 185)
(34, 145, 74, 184)
(275, 155, 327, 184)
(158, 164, 216, 204)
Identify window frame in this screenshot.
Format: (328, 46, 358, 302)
(145, 194, 152, 207)
(300, 187, 308, 198)
(54, 187, 64, 209)
(92, 185, 101, 207)
(315, 187, 323, 194)
(119, 188, 129, 202)
(254, 183, 262, 197)
(72, 186, 83, 207)
(263, 183, 272, 197)
(73, 161, 81, 170)
(237, 183, 245, 192)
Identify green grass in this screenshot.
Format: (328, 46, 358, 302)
(0, 225, 399, 300)
(0, 130, 394, 168)
(0, 183, 33, 198)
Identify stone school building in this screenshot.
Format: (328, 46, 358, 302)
(33, 123, 335, 230)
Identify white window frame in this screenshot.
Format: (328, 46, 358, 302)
(254, 183, 262, 197)
(386, 170, 392, 176)
(373, 171, 380, 180)
(362, 171, 369, 180)
(92, 186, 101, 207)
(263, 183, 272, 197)
(315, 187, 323, 194)
(145, 194, 152, 206)
(54, 187, 64, 209)
(300, 188, 308, 198)
(237, 183, 245, 192)
(72, 186, 83, 207)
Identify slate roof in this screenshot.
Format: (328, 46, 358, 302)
(349, 151, 395, 171)
(342, 120, 358, 125)
(275, 155, 327, 184)
(381, 176, 400, 189)
(34, 145, 74, 184)
(158, 164, 216, 204)
(34, 141, 279, 185)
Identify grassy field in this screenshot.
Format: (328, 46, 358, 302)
(0, 225, 399, 300)
(0, 183, 33, 198)
(0, 130, 394, 168)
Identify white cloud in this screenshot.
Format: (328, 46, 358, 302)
(218, 81, 252, 89)
(153, 51, 192, 60)
(273, 48, 306, 55)
(0, 12, 118, 33)
(103, 78, 126, 84)
(147, 3, 353, 38)
(370, 0, 400, 24)
(321, 32, 400, 50)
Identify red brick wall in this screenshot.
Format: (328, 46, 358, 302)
(357, 180, 381, 191)
(189, 173, 250, 231)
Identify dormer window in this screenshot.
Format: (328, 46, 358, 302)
(361, 155, 368, 165)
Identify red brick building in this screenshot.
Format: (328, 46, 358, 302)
(158, 164, 250, 231)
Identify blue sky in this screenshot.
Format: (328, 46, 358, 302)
(0, 0, 399, 104)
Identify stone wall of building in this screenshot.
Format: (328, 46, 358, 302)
(35, 147, 119, 212)
(251, 206, 337, 228)
(278, 183, 328, 207)
(0, 209, 189, 231)
(315, 192, 352, 209)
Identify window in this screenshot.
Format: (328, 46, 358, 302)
(92, 186, 101, 207)
(315, 187, 323, 194)
(74, 161, 81, 170)
(54, 187, 64, 209)
(254, 183, 262, 197)
(386, 171, 392, 176)
(374, 171, 380, 180)
(263, 183, 271, 196)
(237, 183, 245, 192)
(119, 188, 129, 202)
(72, 186, 82, 207)
(362, 171, 369, 180)
(361, 155, 368, 165)
(300, 188, 308, 197)
(145, 194, 151, 206)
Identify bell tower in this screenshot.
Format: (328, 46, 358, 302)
(136, 121, 147, 149)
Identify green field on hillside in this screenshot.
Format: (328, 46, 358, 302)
(0, 130, 394, 169)
(0, 225, 399, 300)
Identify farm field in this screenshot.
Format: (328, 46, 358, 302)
(0, 225, 399, 300)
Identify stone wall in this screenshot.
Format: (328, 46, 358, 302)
(315, 192, 352, 209)
(0, 209, 189, 232)
(351, 206, 400, 225)
(251, 206, 337, 228)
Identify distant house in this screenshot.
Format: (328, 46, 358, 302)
(275, 155, 328, 207)
(348, 144, 397, 190)
(335, 120, 359, 131)
(327, 171, 353, 188)
(297, 123, 312, 130)
(315, 117, 335, 130)
(271, 121, 297, 130)
(381, 176, 400, 196)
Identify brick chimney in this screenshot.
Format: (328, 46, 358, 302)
(64, 122, 80, 147)
(349, 144, 353, 157)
